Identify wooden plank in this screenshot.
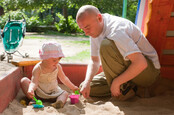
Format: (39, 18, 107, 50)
(146, 3, 172, 54)
(11, 60, 41, 67)
(154, 5, 172, 21)
(163, 37, 174, 49)
(161, 66, 174, 80)
(161, 55, 174, 65)
(163, 50, 174, 54)
(158, 0, 172, 6)
(171, 12, 174, 17)
(166, 31, 174, 36)
(167, 17, 174, 30)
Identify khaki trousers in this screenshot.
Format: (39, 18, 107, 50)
(89, 39, 160, 97)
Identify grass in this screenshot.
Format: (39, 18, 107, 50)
(64, 40, 90, 45)
(25, 36, 44, 39)
(26, 31, 88, 38)
(62, 50, 90, 62)
(25, 32, 90, 63)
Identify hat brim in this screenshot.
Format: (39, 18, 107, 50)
(40, 54, 65, 60)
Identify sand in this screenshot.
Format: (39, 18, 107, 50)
(1, 33, 174, 115)
(1, 84, 174, 115)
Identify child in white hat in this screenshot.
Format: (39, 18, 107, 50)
(20, 42, 79, 108)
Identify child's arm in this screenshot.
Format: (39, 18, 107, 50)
(57, 64, 78, 92)
(27, 64, 41, 98)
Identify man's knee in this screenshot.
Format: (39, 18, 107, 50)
(90, 84, 111, 97)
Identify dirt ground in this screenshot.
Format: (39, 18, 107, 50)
(0, 33, 90, 77)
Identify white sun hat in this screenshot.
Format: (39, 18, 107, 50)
(39, 42, 65, 60)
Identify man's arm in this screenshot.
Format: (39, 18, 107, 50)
(111, 52, 147, 96)
(80, 56, 100, 98)
(84, 56, 100, 83)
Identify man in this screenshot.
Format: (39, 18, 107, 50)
(76, 5, 160, 100)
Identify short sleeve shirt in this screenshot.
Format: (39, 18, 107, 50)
(91, 13, 160, 69)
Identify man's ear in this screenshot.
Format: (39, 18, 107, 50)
(97, 14, 102, 22)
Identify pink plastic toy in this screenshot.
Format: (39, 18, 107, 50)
(69, 94, 80, 104)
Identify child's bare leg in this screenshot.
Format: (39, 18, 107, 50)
(20, 77, 32, 99)
(51, 91, 68, 109)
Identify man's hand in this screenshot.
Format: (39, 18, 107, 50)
(80, 81, 91, 98)
(110, 78, 121, 97)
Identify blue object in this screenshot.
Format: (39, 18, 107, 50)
(32, 104, 44, 108)
(135, 0, 141, 24)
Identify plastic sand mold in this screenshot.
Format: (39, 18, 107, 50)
(69, 94, 80, 104)
(32, 104, 44, 108)
(69, 90, 80, 104)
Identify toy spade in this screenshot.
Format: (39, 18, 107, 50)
(32, 96, 44, 108)
(33, 96, 43, 105)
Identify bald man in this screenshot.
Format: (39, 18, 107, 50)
(76, 5, 160, 100)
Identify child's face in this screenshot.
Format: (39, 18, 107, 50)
(47, 57, 62, 67)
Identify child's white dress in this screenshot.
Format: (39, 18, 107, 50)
(35, 65, 64, 99)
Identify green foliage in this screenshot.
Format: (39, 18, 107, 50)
(42, 15, 54, 25)
(0, 10, 42, 32)
(55, 12, 83, 33)
(55, 12, 66, 32)
(0, 10, 27, 28)
(0, 0, 138, 33)
(26, 16, 40, 31)
(127, 0, 138, 22)
(70, 0, 138, 22)
(68, 15, 83, 33)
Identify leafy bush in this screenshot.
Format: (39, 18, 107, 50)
(55, 12, 83, 33)
(68, 15, 83, 33)
(55, 12, 66, 32)
(42, 15, 54, 26)
(0, 10, 42, 32)
(26, 16, 40, 31)
(0, 10, 28, 29)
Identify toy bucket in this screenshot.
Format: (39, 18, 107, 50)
(69, 94, 80, 104)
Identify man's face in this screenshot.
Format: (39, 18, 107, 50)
(77, 12, 103, 38)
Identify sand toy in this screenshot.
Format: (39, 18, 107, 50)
(69, 90, 80, 104)
(32, 96, 44, 108)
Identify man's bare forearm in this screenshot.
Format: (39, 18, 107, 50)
(84, 57, 100, 84)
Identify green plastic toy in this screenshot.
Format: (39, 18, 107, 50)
(74, 90, 80, 95)
(33, 96, 43, 105)
(32, 96, 44, 108)
(32, 104, 44, 108)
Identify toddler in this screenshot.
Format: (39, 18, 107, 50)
(20, 42, 79, 108)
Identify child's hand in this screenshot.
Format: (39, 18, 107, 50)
(27, 88, 35, 99)
(72, 86, 79, 93)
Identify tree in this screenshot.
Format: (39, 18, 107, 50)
(0, 0, 138, 33)
(1, 0, 137, 21)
